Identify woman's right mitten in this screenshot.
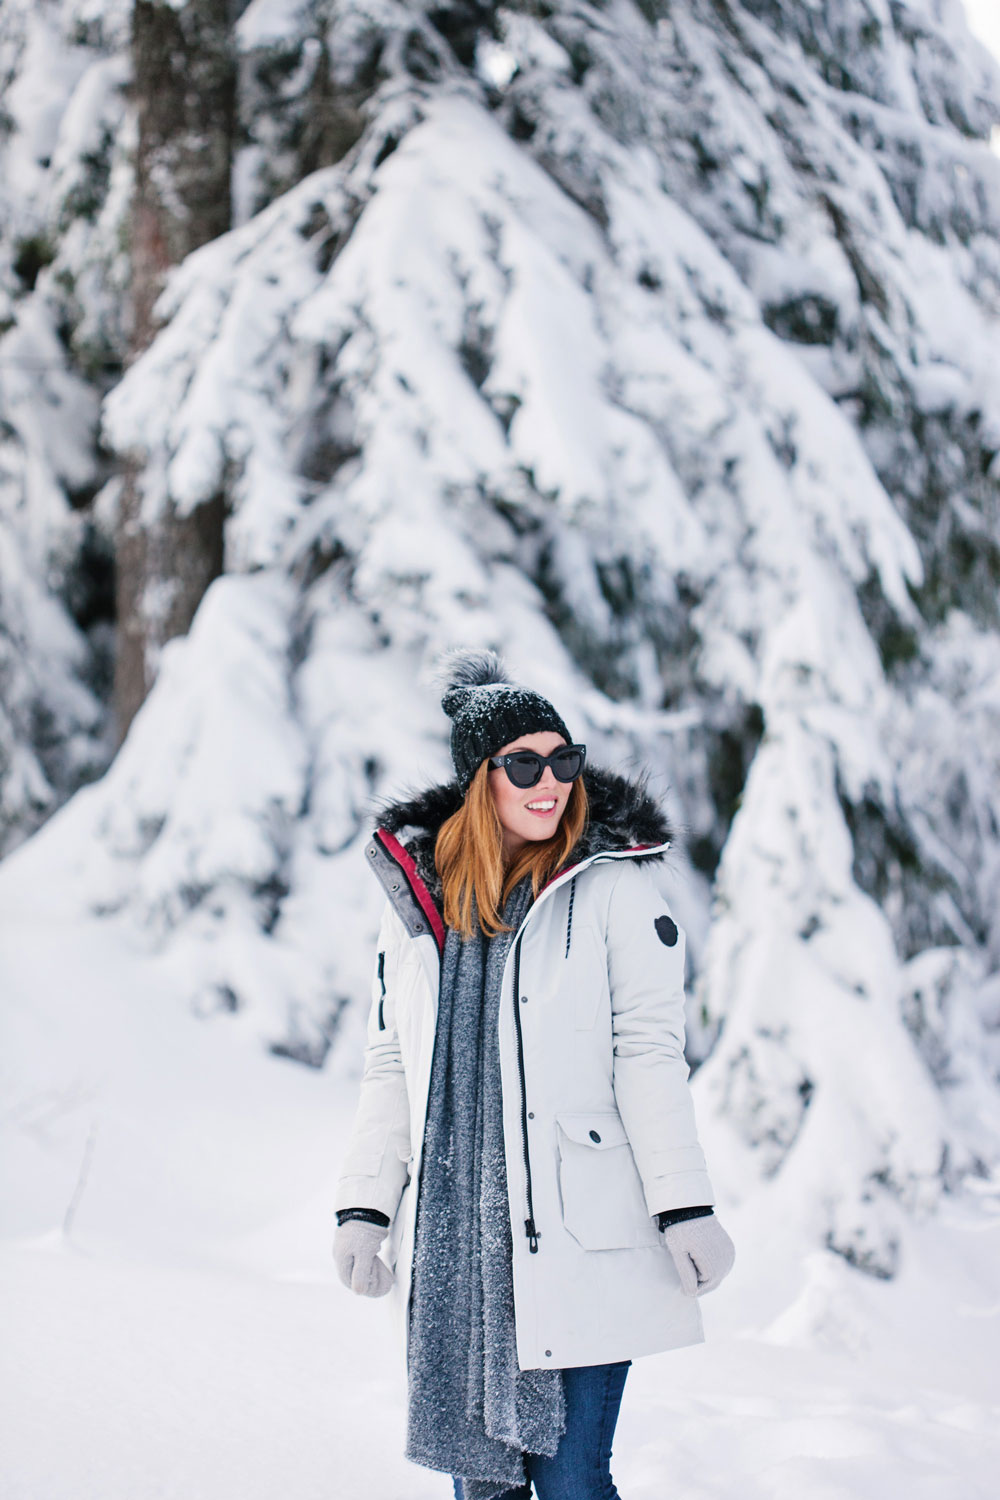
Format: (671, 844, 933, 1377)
(333, 1219, 394, 1297)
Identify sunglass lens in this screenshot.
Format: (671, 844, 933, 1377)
(506, 754, 543, 788)
(552, 749, 584, 782)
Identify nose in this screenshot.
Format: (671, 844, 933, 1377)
(533, 766, 560, 794)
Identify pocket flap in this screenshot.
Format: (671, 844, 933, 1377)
(557, 1112, 630, 1150)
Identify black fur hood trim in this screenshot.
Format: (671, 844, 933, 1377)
(374, 765, 672, 903)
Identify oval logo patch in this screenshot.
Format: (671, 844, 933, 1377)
(654, 915, 679, 947)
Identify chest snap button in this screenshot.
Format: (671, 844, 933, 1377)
(589, 1129, 601, 1143)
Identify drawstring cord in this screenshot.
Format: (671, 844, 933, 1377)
(564, 877, 577, 958)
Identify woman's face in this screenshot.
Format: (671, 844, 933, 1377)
(488, 730, 572, 858)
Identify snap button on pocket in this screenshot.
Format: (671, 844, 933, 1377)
(557, 1113, 629, 1150)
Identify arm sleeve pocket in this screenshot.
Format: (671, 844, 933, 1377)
(334, 904, 413, 1219)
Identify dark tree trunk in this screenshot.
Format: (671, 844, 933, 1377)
(115, 0, 236, 743)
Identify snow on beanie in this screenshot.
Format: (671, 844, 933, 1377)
(437, 648, 572, 793)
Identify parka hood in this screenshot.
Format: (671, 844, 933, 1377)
(374, 764, 673, 907)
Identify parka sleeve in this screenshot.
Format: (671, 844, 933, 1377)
(605, 861, 716, 1216)
(333, 902, 412, 1221)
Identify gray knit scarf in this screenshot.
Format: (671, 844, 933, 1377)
(405, 879, 566, 1498)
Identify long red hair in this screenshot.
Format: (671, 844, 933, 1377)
(435, 760, 588, 938)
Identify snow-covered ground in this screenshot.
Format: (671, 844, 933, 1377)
(3, 898, 998, 1499)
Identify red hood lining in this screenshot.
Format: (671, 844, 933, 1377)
(374, 828, 447, 953)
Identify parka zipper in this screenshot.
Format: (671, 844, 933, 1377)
(377, 951, 386, 1030)
(511, 931, 539, 1253)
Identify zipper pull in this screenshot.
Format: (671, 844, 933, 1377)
(525, 1218, 540, 1253)
(377, 951, 386, 1030)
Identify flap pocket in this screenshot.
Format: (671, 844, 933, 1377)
(556, 1113, 630, 1150)
(555, 1113, 659, 1251)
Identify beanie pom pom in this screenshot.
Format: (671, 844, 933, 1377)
(435, 647, 511, 716)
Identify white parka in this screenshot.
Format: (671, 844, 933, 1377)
(334, 770, 717, 1371)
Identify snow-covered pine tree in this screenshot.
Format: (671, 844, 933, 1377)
(1, 0, 999, 1276)
(0, 0, 127, 855)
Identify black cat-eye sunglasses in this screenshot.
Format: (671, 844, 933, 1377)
(487, 744, 587, 789)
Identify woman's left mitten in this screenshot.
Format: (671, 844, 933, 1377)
(662, 1216, 735, 1296)
(333, 1220, 394, 1297)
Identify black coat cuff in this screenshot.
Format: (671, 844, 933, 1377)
(656, 1205, 714, 1231)
(336, 1207, 391, 1228)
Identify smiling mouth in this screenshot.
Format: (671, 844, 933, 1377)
(525, 799, 557, 814)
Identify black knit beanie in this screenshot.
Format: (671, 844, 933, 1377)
(437, 648, 573, 793)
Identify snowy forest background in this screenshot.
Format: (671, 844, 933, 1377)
(2, 1, 1000, 1496)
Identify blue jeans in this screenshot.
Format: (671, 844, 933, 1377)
(451, 1361, 631, 1500)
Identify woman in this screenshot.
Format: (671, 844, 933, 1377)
(333, 650, 735, 1500)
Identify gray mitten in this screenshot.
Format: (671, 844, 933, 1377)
(333, 1219, 394, 1297)
(662, 1215, 735, 1296)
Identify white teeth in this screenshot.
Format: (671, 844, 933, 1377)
(526, 800, 556, 810)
